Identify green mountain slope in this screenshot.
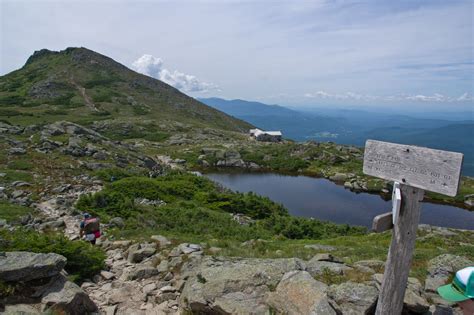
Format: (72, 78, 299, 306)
(0, 47, 252, 133)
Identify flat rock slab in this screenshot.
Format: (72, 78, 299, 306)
(266, 270, 336, 315)
(0, 251, 67, 282)
(328, 281, 378, 315)
(180, 256, 305, 314)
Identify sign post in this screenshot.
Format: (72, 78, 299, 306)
(363, 140, 463, 315)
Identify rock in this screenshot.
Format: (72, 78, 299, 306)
(109, 240, 132, 250)
(354, 260, 385, 272)
(180, 256, 305, 314)
(92, 151, 108, 160)
(311, 253, 343, 263)
(328, 281, 378, 315)
(122, 266, 159, 280)
(403, 279, 430, 314)
(150, 235, 171, 248)
(425, 254, 473, 293)
(329, 173, 348, 182)
(0, 252, 66, 282)
(100, 270, 115, 280)
(304, 244, 337, 251)
(305, 259, 353, 277)
(10, 190, 26, 199)
(266, 270, 336, 315)
(109, 217, 125, 228)
(2, 304, 41, 314)
(155, 292, 179, 305)
(9, 147, 26, 155)
(103, 305, 118, 315)
(128, 243, 157, 263)
(169, 243, 202, 256)
(160, 285, 177, 293)
(41, 274, 98, 315)
(142, 283, 157, 295)
(39, 219, 66, 230)
(157, 260, 169, 273)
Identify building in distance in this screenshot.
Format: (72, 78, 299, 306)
(249, 128, 282, 142)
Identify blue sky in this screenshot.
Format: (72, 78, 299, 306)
(1, 0, 473, 110)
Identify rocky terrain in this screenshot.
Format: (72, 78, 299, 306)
(1, 48, 473, 314)
(1, 182, 472, 314)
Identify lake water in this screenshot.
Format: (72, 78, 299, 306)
(206, 172, 474, 230)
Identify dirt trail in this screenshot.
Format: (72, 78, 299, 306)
(68, 76, 99, 112)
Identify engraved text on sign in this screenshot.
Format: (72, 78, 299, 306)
(363, 140, 463, 197)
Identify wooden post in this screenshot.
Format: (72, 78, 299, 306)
(362, 140, 464, 315)
(375, 184, 424, 315)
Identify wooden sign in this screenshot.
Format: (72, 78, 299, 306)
(363, 140, 464, 315)
(372, 212, 393, 233)
(363, 140, 463, 196)
(392, 182, 401, 225)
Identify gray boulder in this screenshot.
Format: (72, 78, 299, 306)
(9, 147, 26, 155)
(425, 254, 473, 293)
(121, 265, 159, 280)
(328, 281, 378, 315)
(306, 259, 353, 277)
(0, 252, 66, 282)
(127, 243, 157, 263)
(266, 270, 336, 315)
(41, 274, 98, 315)
(109, 217, 125, 228)
(180, 256, 305, 314)
(151, 235, 171, 248)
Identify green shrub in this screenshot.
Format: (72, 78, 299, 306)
(0, 229, 106, 283)
(0, 109, 22, 116)
(0, 201, 32, 223)
(0, 95, 25, 106)
(77, 173, 366, 241)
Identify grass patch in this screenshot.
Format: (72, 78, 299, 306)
(7, 159, 34, 171)
(0, 170, 33, 183)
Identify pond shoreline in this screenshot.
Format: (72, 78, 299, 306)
(198, 167, 473, 211)
(203, 171, 474, 230)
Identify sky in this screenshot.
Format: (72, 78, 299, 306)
(1, 0, 473, 111)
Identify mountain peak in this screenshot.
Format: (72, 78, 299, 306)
(1, 47, 252, 133)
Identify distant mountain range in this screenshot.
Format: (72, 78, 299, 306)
(199, 97, 474, 176)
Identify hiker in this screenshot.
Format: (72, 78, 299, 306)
(79, 213, 101, 245)
(437, 266, 474, 315)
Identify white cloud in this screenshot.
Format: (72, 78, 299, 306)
(131, 54, 218, 93)
(457, 92, 473, 102)
(304, 91, 473, 102)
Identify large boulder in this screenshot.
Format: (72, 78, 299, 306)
(266, 270, 336, 315)
(127, 243, 157, 263)
(306, 258, 353, 277)
(0, 252, 66, 282)
(328, 281, 378, 315)
(180, 256, 305, 314)
(41, 274, 98, 315)
(425, 254, 473, 293)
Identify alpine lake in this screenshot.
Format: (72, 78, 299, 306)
(205, 172, 474, 230)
